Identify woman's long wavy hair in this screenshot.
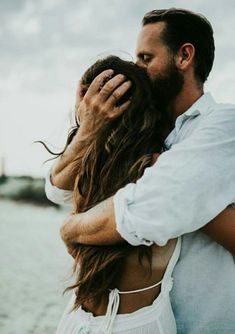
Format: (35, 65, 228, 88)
(61, 56, 165, 309)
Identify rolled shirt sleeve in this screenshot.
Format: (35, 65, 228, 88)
(114, 106, 235, 246)
(45, 168, 73, 206)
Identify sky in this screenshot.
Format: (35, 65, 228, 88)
(1, 0, 235, 177)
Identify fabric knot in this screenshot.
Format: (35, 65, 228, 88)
(96, 288, 120, 334)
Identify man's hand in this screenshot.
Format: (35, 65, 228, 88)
(77, 69, 132, 133)
(60, 197, 124, 253)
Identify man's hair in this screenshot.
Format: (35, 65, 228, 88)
(142, 8, 215, 83)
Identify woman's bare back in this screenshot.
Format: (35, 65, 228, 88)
(83, 238, 177, 316)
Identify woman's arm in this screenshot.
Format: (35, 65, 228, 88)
(202, 206, 235, 255)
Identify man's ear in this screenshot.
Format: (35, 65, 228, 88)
(175, 43, 195, 70)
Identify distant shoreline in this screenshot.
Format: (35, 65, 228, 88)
(0, 175, 59, 208)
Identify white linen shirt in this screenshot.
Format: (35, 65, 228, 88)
(114, 92, 235, 246)
(45, 92, 235, 333)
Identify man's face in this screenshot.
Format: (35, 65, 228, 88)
(136, 22, 184, 110)
(136, 22, 172, 80)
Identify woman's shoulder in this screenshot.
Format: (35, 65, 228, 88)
(151, 238, 177, 270)
(118, 238, 178, 291)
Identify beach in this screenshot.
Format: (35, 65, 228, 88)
(0, 199, 73, 334)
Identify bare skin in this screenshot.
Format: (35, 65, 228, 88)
(57, 21, 235, 255)
(51, 70, 131, 190)
(82, 239, 177, 316)
(202, 206, 235, 254)
(52, 22, 201, 190)
(135, 22, 202, 124)
(61, 197, 235, 256)
(64, 154, 178, 316)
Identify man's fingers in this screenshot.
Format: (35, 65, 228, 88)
(85, 71, 129, 105)
(104, 80, 132, 110)
(99, 74, 126, 100)
(109, 99, 132, 119)
(85, 69, 114, 98)
(79, 69, 132, 124)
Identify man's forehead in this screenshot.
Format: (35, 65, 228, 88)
(139, 22, 165, 40)
(136, 23, 165, 56)
(136, 22, 165, 50)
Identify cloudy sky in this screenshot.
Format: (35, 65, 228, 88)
(1, 0, 235, 177)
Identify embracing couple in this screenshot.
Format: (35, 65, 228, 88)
(45, 8, 235, 334)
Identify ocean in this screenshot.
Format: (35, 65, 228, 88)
(0, 199, 73, 334)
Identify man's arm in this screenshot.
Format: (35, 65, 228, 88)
(60, 197, 123, 246)
(60, 198, 235, 255)
(51, 69, 235, 253)
(60, 109, 235, 252)
(51, 70, 131, 190)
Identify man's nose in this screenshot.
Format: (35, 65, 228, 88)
(135, 59, 147, 69)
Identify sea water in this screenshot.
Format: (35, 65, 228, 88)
(0, 200, 73, 334)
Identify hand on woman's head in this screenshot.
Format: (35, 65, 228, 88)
(75, 80, 88, 123)
(75, 68, 131, 135)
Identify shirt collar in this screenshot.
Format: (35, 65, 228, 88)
(184, 92, 215, 117)
(174, 92, 216, 133)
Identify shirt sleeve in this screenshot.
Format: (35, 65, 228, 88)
(45, 168, 73, 206)
(114, 107, 235, 246)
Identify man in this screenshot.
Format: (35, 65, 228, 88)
(46, 9, 235, 333)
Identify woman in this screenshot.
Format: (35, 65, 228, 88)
(49, 55, 181, 333)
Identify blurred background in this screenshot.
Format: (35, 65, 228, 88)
(0, 0, 234, 333)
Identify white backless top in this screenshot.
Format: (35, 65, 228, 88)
(56, 237, 181, 334)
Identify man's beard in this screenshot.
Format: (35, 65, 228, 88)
(151, 60, 184, 116)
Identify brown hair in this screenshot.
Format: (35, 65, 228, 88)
(143, 8, 215, 83)
(63, 56, 164, 309)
